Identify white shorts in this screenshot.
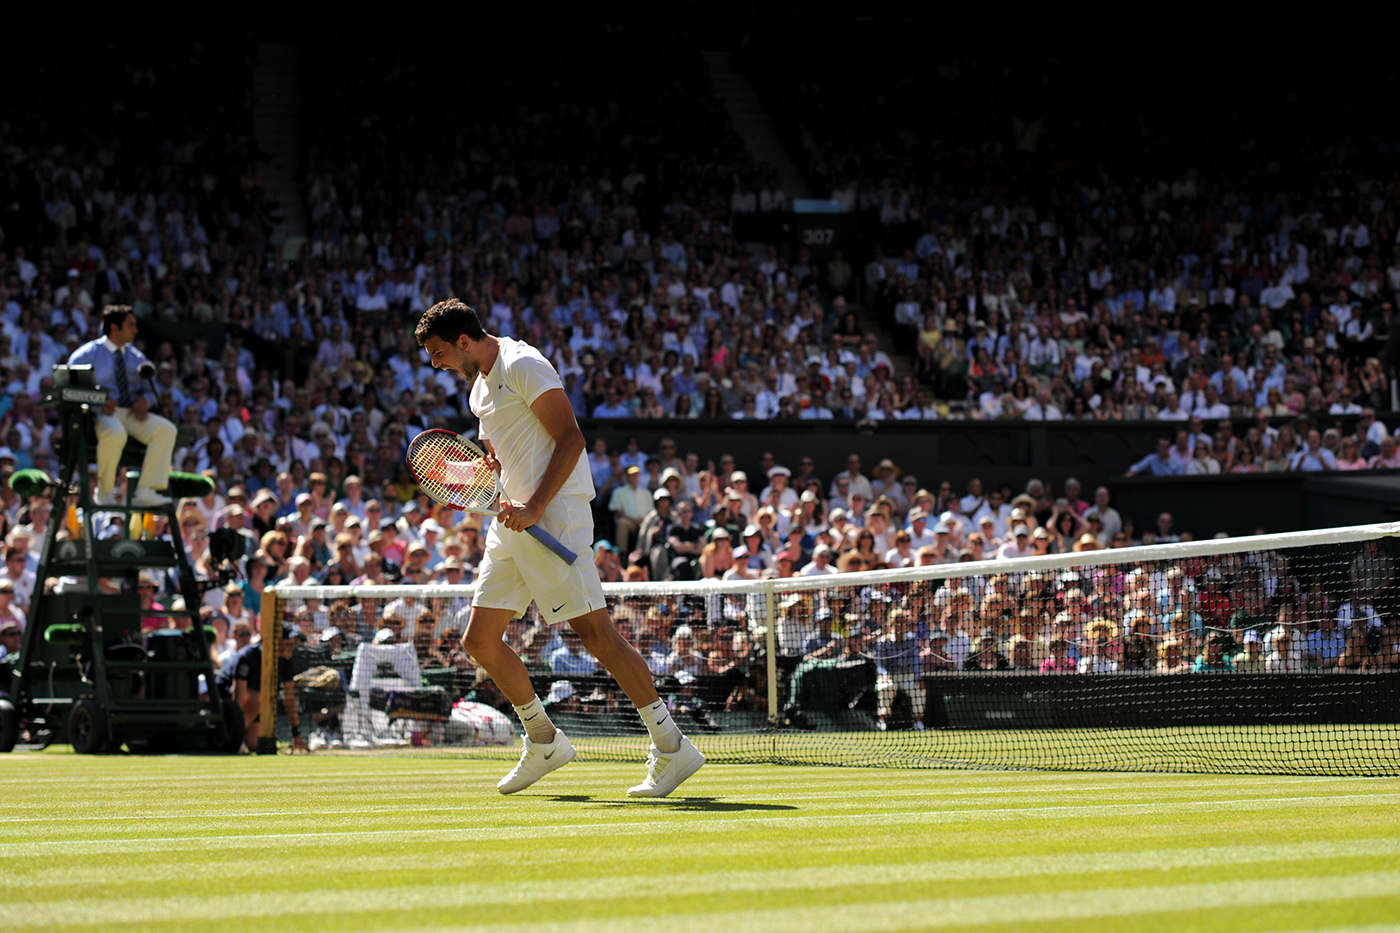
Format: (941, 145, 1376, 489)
(472, 494, 606, 625)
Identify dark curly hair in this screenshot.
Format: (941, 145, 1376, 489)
(414, 298, 487, 347)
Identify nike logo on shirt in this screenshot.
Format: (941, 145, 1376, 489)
(552, 603, 567, 614)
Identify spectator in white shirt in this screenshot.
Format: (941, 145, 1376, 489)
(996, 525, 1035, 560)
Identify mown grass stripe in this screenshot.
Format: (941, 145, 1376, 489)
(4, 791, 1398, 852)
(3, 837, 1397, 902)
(1, 781, 1379, 825)
(2, 870, 1393, 930)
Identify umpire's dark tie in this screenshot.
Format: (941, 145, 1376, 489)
(113, 346, 133, 407)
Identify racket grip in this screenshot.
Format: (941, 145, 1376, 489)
(526, 525, 578, 565)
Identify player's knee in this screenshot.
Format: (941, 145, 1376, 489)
(461, 627, 499, 659)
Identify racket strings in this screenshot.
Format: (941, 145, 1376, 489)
(408, 433, 498, 509)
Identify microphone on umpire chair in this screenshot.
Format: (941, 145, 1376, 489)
(138, 360, 157, 397)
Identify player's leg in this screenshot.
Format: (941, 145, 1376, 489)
(569, 608, 704, 798)
(468, 553, 577, 794)
(567, 608, 662, 710)
(461, 606, 538, 708)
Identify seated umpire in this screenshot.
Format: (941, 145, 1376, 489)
(67, 306, 177, 507)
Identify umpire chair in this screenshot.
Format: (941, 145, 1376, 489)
(0, 365, 237, 754)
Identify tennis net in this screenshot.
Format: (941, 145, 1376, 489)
(265, 521, 1400, 775)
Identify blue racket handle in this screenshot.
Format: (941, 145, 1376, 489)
(526, 525, 578, 565)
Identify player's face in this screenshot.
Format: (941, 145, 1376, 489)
(422, 335, 478, 382)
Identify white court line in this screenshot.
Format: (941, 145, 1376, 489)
(3, 793, 1398, 853)
(2, 868, 1395, 929)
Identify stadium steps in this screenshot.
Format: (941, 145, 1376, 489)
(254, 44, 307, 257)
(703, 50, 811, 203)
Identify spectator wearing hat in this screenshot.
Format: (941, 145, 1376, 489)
(365, 529, 403, 583)
(799, 543, 838, 576)
(996, 525, 1035, 560)
(731, 524, 774, 576)
(607, 465, 652, 555)
(759, 463, 799, 512)
(801, 607, 843, 659)
(725, 470, 758, 521)
(635, 487, 675, 582)
(416, 519, 445, 571)
(825, 508, 855, 552)
(707, 489, 747, 542)
(437, 555, 471, 588)
(926, 522, 963, 564)
(249, 489, 281, 539)
(698, 528, 735, 579)
(869, 458, 902, 504)
(395, 500, 426, 544)
(288, 493, 317, 540)
(0, 619, 22, 661)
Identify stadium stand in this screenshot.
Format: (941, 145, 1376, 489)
(0, 25, 1398, 735)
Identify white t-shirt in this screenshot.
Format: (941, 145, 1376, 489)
(471, 338, 594, 503)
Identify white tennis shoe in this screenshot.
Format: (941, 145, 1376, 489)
(627, 736, 704, 798)
(497, 730, 576, 794)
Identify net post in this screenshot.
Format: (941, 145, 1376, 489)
(764, 579, 778, 738)
(256, 586, 279, 755)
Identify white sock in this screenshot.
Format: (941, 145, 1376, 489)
(638, 699, 682, 753)
(512, 696, 557, 745)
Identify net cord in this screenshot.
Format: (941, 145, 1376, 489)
(272, 521, 1400, 604)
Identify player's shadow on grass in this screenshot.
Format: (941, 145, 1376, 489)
(547, 795, 797, 812)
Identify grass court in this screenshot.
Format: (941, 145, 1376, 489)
(1, 750, 1397, 932)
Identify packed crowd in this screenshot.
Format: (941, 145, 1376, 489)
(3, 37, 1400, 706)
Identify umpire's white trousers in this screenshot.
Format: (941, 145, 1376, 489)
(94, 408, 177, 494)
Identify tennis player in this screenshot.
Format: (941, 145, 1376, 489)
(415, 299, 703, 797)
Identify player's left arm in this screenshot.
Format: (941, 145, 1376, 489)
(497, 388, 585, 533)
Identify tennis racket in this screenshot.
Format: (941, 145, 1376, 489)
(406, 428, 579, 565)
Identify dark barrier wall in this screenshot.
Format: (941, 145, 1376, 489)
(579, 417, 1181, 496)
(579, 419, 1400, 537)
(923, 673, 1400, 729)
